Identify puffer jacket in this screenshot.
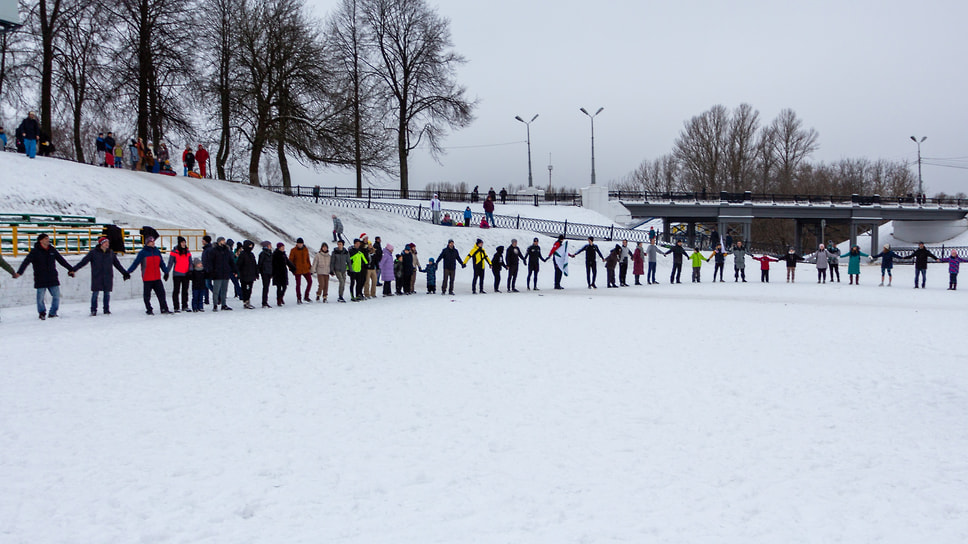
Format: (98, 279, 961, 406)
(17, 241, 73, 288)
(330, 247, 349, 274)
(463, 246, 491, 269)
(236, 247, 259, 283)
(380, 245, 395, 281)
(311, 250, 332, 275)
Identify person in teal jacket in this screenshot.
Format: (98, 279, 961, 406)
(844, 245, 869, 285)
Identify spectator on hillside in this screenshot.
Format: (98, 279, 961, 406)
(71, 235, 130, 316)
(17, 111, 40, 159)
(0, 126, 7, 148)
(104, 132, 117, 167)
(499, 187, 508, 204)
(470, 186, 479, 203)
(95, 132, 106, 165)
(157, 143, 170, 165)
(182, 144, 195, 176)
(430, 193, 442, 224)
(128, 140, 139, 169)
(483, 195, 495, 227)
(38, 131, 54, 157)
(195, 144, 210, 178)
(15, 233, 74, 319)
(135, 138, 146, 171)
(332, 214, 344, 243)
(463, 206, 472, 227)
(487, 187, 497, 201)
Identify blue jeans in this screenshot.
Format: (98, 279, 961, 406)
(36, 286, 60, 316)
(91, 290, 111, 312)
(647, 262, 657, 283)
(24, 138, 37, 158)
(915, 268, 927, 287)
(485, 212, 495, 226)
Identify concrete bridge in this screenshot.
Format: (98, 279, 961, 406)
(613, 191, 968, 253)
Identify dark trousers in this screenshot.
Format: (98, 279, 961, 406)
(90, 291, 110, 312)
(713, 262, 724, 281)
(761, 269, 769, 282)
(399, 271, 412, 294)
(554, 264, 563, 288)
(493, 269, 502, 291)
(507, 266, 518, 290)
(606, 267, 616, 286)
(354, 271, 366, 298)
(205, 278, 212, 304)
(619, 260, 629, 285)
(585, 262, 597, 286)
(192, 289, 205, 311)
(231, 275, 242, 298)
(241, 280, 253, 302)
(276, 284, 287, 302)
(830, 264, 840, 282)
(670, 262, 682, 283)
(915, 268, 927, 287)
(692, 268, 701, 282)
(818, 269, 827, 282)
(528, 267, 539, 289)
(384, 281, 393, 295)
(143, 279, 168, 312)
(441, 268, 456, 294)
(734, 266, 746, 281)
(172, 275, 190, 310)
(261, 276, 272, 305)
(472, 266, 485, 292)
(648, 262, 657, 284)
(950, 272, 957, 288)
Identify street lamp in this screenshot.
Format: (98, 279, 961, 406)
(515, 114, 539, 188)
(910, 135, 926, 198)
(580, 107, 604, 185)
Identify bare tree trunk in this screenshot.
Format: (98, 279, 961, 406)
(72, 100, 83, 162)
(249, 136, 264, 186)
(397, 110, 408, 198)
(278, 138, 292, 194)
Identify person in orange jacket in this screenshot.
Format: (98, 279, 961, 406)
(289, 237, 313, 303)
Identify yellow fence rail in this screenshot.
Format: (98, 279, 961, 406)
(0, 226, 208, 256)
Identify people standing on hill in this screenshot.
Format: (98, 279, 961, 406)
(210, 236, 239, 311)
(157, 143, 170, 166)
(689, 247, 707, 282)
(330, 239, 349, 302)
(483, 196, 496, 227)
(70, 235, 129, 316)
(491, 245, 506, 292)
(570, 236, 604, 289)
(104, 132, 116, 167)
(165, 236, 192, 312)
(257, 241, 274, 307)
(525, 237, 546, 290)
(95, 133, 106, 165)
(380, 244, 395, 296)
(732, 241, 748, 282)
(135, 138, 146, 171)
(17, 111, 40, 159)
(0, 126, 7, 149)
(826, 241, 841, 283)
(311, 242, 332, 302)
(332, 214, 344, 243)
(126, 236, 171, 315)
(506, 239, 525, 292)
(777, 248, 804, 283)
(664, 240, 688, 284)
(709, 243, 728, 282)
(463, 238, 491, 294)
(128, 140, 139, 169)
(272, 242, 296, 305)
(844, 245, 868, 285)
(751, 253, 778, 282)
(182, 144, 195, 176)
(436, 239, 463, 296)
(870, 244, 900, 287)
(632, 242, 645, 285)
(289, 237, 312, 303)
(463, 206, 472, 227)
(939, 249, 967, 290)
(430, 194, 442, 225)
(903, 242, 939, 289)
(195, 144, 210, 178)
(618, 240, 632, 286)
(236, 240, 258, 309)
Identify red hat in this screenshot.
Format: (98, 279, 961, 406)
(276, 242, 285, 248)
(97, 236, 109, 244)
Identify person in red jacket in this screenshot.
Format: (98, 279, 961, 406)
(126, 236, 171, 314)
(166, 236, 193, 312)
(195, 144, 210, 178)
(751, 254, 779, 283)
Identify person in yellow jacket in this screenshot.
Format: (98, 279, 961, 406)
(689, 247, 709, 283)
(348, 242, 369, 301)
(463, 238, 491, 294)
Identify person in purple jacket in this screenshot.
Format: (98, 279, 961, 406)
(939, 249, 968, 290)
(380, 244, 396, 296)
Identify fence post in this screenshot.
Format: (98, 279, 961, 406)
(533, 194, 538, 207)
(12, 225, 18, 256)
(609, 225, 614, 241)
(563, 220, 568, 238)
(517, 214, 520, 230)
(418, 204, 423, 222)
(367, 188, 372, 209)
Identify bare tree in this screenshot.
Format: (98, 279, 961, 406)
(21, 0, 81, 139)
(52, 0, 105, 162)
(724, 103, 759, 192)
(0, 15, 31, 111)
(361, 0, 475, 197)
(196, 0, 238, 180)
(673, 104, 728, 193)
(770, 108, 819, 193)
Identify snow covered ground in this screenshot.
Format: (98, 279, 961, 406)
(2, 152, 968, 543)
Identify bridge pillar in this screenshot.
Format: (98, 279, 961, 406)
(687, 222, 696, 247)
(870, 222, 879, 255)
(793, 219, 801, 253)
(662, 219, 671, 243)
(849, 222, 858, 249)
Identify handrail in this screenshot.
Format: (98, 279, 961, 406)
(267, 185, 582, 207)
(1, 226, 208, 256)
(609, 190, 967, 209)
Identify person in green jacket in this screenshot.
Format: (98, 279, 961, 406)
(844, 245, 869, 285)
(348, 243, 369, 301)
(689, 247, 709, 283)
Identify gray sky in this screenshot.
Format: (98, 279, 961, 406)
(301, 0, 968, 195)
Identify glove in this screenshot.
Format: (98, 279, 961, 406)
(163, 274, 169, 281)
(68, 270, 75, 277)
(123, 273, 131, 281)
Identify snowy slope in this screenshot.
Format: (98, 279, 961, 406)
(2, 151, 968, 543)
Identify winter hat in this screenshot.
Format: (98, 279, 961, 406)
(819, 244, 825, 250)
(192, 257, 202, 266)
(476, 238, 483, 245)
(534, 237, 539, 242)
(511, 239, 517, 244)
(216, 236, 226, 244)
(203, 235, 212, 243)
(827, 240, 834, 246)
(359, 232, 367, 240)
(448, 239, 454, 244)
(385, 244, 394, 252)
(226, 239, 234, 246)
(97, 236, 109, 245)
(428, 257, 435, 262)
(177, 236, 186, 244)
(296, 237, 304, 244)
(276, 242, 285, 248)
(261, 240, 271, 248)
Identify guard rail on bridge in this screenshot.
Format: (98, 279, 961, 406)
(267, 185, 582, 207)
(610, 190, 967, 209)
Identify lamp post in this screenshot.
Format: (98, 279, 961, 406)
(580, 107, 604, 185)
(910, 135, 926, 199)
(515, 114, 539, 188)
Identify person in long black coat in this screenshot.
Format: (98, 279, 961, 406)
(15, 233, 74, 319)
(71, 236, 130, 315)
(257, 241, 274, 307)
(236, 240, 259, 309)
(271, 243, 296, 305)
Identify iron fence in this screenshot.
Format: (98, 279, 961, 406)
(610, 190, 967, 209)
(266, 185, 582, 206)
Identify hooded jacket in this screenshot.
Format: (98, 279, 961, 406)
(330, 247, 349, 274)
(257, 246, 273, 279)
(236, 244, 259, 283)
(311, 250, 332, 275)
(380, 245, 395, 281)
(463, 245, 491, 269)
(210, 243, 239, 280)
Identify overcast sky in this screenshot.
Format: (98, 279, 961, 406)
(301, 0, 968, 195)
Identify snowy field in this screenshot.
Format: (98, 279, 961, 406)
(2, 152, 968, 542)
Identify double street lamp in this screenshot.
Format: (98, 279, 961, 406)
(515, 114, 539, 188)
(910, 135, 926, 198)
(580, 107, 604, 185)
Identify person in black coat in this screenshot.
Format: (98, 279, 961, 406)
(70, 235, 130, 315)
(524, 237, 546, 290)
(663, 241, 689, 284)
(505, 239, 525, 292)
(491, 245, 506, 293)
(17, 111, 40, 158)
(15, 233, 74, 319)
(257, 241, 274, 307)
(570, 236, 605, 288)
(272, 242, 296, 305)
(236, 240, 259, 308)
(904, 242, 940, 288)
(209, 237, 239, 311)
(200, 235, 214, 304)
(436, 239, 464, 296)
(189, 259, 207, 312)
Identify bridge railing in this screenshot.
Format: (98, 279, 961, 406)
(266, 185, 582, 206)
(610, 190, 966, 208)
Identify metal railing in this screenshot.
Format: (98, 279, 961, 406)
(266, 185, 582, 207)
(610, 190, 967, 208)
(1, 226, 208, 256)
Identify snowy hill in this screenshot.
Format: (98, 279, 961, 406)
(2, 151, 968, 543)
